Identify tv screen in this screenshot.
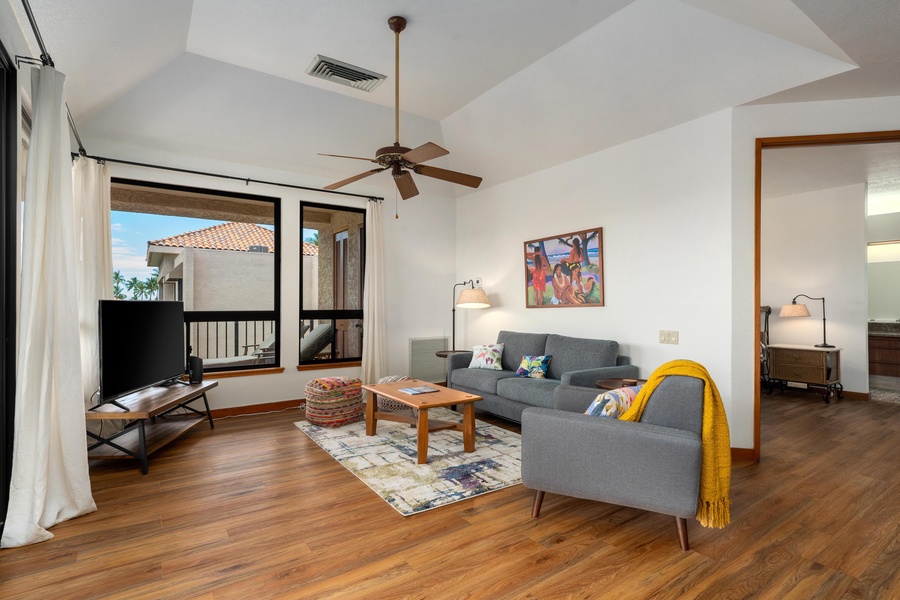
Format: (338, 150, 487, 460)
(99, 300, 186, 403)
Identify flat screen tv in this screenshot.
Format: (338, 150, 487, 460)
(98, 300, 186, 407)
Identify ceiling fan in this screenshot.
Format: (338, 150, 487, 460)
(320, 16, 483, 200)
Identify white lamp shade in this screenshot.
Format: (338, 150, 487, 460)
(780, 303, 811, 317)
(456, 288, 490, 308)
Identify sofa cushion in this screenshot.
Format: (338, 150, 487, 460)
(497, 331, 549, 371)
(544, 334, 618, 380)
(468, 343, 504, 370)
(450, 368, 517, 395)
(496, 377, 560, 409)
(515, 355, 551, 378)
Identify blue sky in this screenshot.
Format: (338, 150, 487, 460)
(112, 211, 227, 281)
(111, 211, 312, 281)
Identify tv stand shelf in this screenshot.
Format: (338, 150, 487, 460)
(86, 381, 218, 474)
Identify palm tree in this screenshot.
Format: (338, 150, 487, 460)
(126, 276, 141, 300)
(112, 270, 126, 300)
(305, 231, 319, 246)
(144, 268, 159, 300)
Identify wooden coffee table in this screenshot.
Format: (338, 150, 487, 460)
(361, 379, 482, 464)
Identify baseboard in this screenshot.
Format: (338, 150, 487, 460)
(210, 399, 302, 418)
(731, 447, 756, 461)
(842, 391, 868, 401)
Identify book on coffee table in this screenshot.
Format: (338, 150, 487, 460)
(398, 386, 439, 395)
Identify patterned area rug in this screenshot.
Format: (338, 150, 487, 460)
(295, 408, 522, 515)
(870, 387, 900, 403)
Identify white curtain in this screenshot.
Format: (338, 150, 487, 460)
(73, 156, 113, 407)
(1, 67, 96, 548)
(360, 200, 385, 384)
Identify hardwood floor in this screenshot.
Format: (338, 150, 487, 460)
(1, 392, 898, 599)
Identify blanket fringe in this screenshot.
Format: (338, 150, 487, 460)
(696, 498, 731, 528)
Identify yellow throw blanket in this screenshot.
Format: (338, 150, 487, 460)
(618, 359, 731, 528)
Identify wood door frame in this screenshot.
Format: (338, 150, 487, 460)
(753, 129, 900, 459)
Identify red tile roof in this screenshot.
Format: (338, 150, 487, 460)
(149, 222, 317, 256)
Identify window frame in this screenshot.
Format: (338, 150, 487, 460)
(0, 37, 18, 534)
(111, 178, 281, 374)
(299, 201, 365, 366)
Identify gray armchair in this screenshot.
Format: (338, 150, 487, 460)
(521, 376, 704, 550)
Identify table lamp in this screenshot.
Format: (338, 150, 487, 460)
(779, 294, 834, 348)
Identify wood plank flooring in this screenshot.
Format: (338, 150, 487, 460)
(1, 391, 898, 599)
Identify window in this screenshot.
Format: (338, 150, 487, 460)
(299, 202, 365, 364)
(111, 179, 280, 373)
(0, 37, 17, 535)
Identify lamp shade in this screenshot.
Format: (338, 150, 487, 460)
(456, 288, 490, 308)
(780, 303, 811, 317)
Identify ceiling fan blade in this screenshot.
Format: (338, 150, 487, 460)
(323, 168, 386, 190)
(413, 165, 483, 188)
(318, 153, 377, 163)
(401, 142, 449, 164)
(394, 170, 419, 200)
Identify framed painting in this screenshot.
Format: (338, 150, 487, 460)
(524, 227, 604, 308)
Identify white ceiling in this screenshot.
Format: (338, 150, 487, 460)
(12, 0, 900, 198)
(763, 143, 900, 200)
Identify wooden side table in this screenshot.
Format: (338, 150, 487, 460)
(767, 344, 842, 403)
(596, 378, 647, 390)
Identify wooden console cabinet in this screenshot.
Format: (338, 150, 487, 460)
(85, 380, 218, 474)
(868, 335, 900, 377)
(767, 344, 842, 403)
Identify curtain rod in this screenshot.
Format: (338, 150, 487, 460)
(73, 153, 383, 202)
(21, 0, 381, 202)
(21, 0, 52, 67)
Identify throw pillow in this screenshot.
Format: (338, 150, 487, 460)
(584, 385, 643, 418)
(468, 343, 504, 370)
(515, 355, 551, 378)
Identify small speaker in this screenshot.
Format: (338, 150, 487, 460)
(189, 356, 203, 384)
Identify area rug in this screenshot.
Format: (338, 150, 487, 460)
(295, 408, 522, 515)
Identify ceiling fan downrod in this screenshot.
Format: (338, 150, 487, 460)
(388, 16, 406, 146)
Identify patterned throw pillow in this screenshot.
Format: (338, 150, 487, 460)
(515, 355, 551, 378)
(584, 385, 643, 418)
(468, 343, 504, 370)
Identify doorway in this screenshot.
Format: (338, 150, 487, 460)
(754, 130, 900, 457)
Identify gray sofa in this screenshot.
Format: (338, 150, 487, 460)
(521, 378, 704, 550)
(446, 330, 638, 422)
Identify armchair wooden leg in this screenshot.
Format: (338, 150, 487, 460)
(675, 516, 689, 551)
(532, 490, 545, 518)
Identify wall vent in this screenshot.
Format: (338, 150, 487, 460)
(248, 245, 268, 253)
(306, 55, 386, 92)
(409, 337, 449, 383)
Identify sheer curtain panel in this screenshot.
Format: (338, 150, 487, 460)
(1, 66, 96, 548)
(73, 156, 112, 408)
(360, 200, 385, 385)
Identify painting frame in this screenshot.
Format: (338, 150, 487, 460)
(524, 227, 604, 308)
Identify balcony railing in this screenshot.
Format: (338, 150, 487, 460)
(185, 310, 277, 371)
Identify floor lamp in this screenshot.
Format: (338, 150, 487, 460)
(452, 280, 490, 351)
(779, 294, 834, 348)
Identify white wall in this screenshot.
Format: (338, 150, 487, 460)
(867, 211, 900, 320)
(455, 110, 737, 437)
(867, 262, 900, 320)
(761, 184, 868, 393)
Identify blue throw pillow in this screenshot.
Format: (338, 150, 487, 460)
(515, 355, 551, 378)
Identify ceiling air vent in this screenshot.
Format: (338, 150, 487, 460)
(305, 55, 386, 92)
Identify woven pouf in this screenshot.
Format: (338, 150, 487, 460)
(305, 376, 364, 427)
(376, 375, 412, 412)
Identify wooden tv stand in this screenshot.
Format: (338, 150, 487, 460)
(85, 380, 218, 474)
